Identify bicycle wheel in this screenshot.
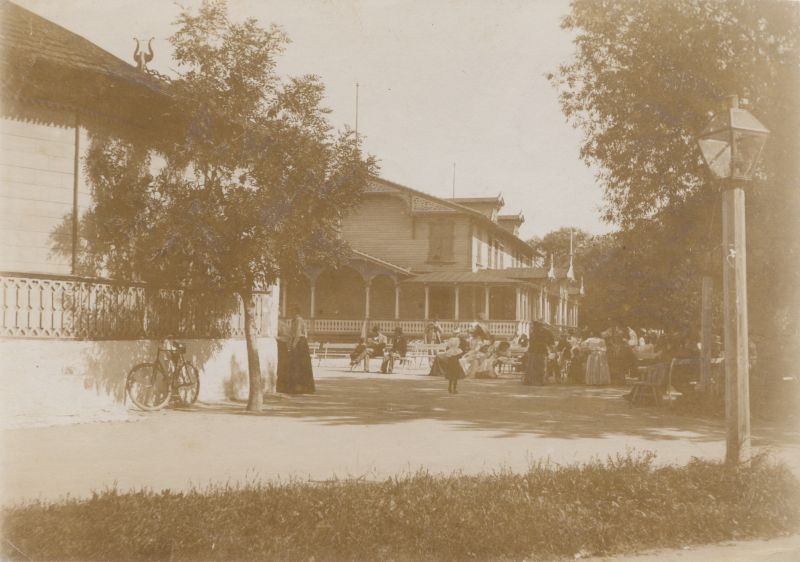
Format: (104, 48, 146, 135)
(126, 363, 171, 411)
(175, 363, 200, 406)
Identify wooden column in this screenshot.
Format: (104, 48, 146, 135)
(394, 283, 400, 320)
(539, 289, 545, 321)
(515, 287, 521, 320)
(364, 278, 372, 319)
(71, 112, 80, 275)
(309, 282, 316, 319)
(700, 276, 713, 390)
(722, 185, 751, 464)
(279, 280, 287, 317)
(424, 285, 430, 320)
(484, 286, 490, 320)
(454, 286, 460, 321)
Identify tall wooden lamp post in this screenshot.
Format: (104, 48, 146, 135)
(697, 95, 769, 464)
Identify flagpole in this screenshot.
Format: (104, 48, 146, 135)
(355, 81, 359, 142)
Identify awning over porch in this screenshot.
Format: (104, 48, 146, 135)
(402, 266, 573, 285)
(402, 269, 529, 285)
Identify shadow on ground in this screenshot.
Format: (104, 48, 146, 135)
(179, 368, 799, 447)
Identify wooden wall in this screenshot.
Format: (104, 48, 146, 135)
(0, 104, 90, 274)
(471, 225, 531, 271)
(340, 195, 472, 272)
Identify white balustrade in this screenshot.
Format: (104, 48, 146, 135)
(0, 273, 271, 340)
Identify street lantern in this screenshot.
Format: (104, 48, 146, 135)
(697, 95, 770, 465)
(697, 95, 769, 181)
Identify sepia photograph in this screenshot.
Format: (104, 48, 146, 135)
(1, 0, 798, 560)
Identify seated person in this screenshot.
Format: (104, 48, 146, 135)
(367, 326, 388, 356)
(515, 333, 529, 349)
(381, 327, 408, 374)
(461, 338, 494, 378)
(349, 338, 368, 369)
(492, 340, 515, 375)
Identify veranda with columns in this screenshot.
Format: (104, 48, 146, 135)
(280, 260, 579, 340)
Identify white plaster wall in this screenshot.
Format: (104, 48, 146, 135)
(0, 336, 277, 429)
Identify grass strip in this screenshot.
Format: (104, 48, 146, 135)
(3, 452, 799, 561)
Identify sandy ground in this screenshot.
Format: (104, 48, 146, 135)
(586, 534, 800, 561)
(3, 361, 798, 507)
(3, 363, 799, 560)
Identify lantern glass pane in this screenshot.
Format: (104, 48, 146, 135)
(698, 129, 731, 179)
(732, 131, 767, 180)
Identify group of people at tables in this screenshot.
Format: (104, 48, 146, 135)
(349, 326, 409, 373)
(426, 319, 617, 393)
(345, 317, 621, 394)
(277, 307, 703, 399)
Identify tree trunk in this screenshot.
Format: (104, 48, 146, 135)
(241, 290, 263, 411)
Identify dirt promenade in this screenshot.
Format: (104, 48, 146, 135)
(2, 364, 799, 506)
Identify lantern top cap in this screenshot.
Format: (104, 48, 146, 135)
(700, 95, 770, 137)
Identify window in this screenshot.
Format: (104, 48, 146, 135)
(428, 220, 454, 262)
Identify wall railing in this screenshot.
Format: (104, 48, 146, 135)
(0, 272, 274, 340)
(278, 318, 531, 339)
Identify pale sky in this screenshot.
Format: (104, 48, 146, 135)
(15, 0, 612, 238)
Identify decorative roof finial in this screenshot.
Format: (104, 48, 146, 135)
(579, 276, 585, 296)
(567, 229, 575, 282)
(133, 37, 154, 71)
(547, 253, 556, 281)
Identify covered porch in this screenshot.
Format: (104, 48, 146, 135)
(280, 257, 579, 340)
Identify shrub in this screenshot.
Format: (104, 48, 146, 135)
(3, 452, 799, 561)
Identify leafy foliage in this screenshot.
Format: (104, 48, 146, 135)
(76, 0, 375, 291)
(4, 453, 799, 561)
(527, 227, 592, 268)
(67, 0, 377, 408)
(550, 0, 800, 353)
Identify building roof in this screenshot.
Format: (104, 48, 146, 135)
(0, 1, 166, 95)
(371, 177, 532, 252)
(351, 249, 412, 276)
(497, 212, 525, 223)
(1, 0, 176, 132)
(403, 267, 575, 285)
(451, 194, 505, 206)
(402, 269, 526, 285)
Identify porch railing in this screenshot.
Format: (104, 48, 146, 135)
(279, 318, 531, 340)
(0, 272, 274, 340)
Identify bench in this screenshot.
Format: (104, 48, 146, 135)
(308, 342, 320, 365)
(315, 342, 355, 367)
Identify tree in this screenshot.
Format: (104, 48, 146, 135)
(527, 227, 593, 268)
(550, 0, 800, 369)
(75, 0, 376, 410)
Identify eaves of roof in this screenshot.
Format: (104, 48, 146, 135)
(371, 176, 533, 252)
(402, 267, 574, 285)
(402, 270, 526, 285)
(351, 249, 413, 276)
(1, 1, 169, 97)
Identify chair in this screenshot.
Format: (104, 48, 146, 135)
(629, 361, 671, 407)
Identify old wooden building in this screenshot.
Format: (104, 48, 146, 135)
(281, 177, 580, 339)
(0, 1, 279, 425)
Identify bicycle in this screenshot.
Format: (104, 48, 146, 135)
(126, 339, 200, 411)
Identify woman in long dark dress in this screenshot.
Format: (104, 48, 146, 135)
(287, 310, 315, 394)
(276, 336, 292, 393)
(524, 321, 554, 385)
